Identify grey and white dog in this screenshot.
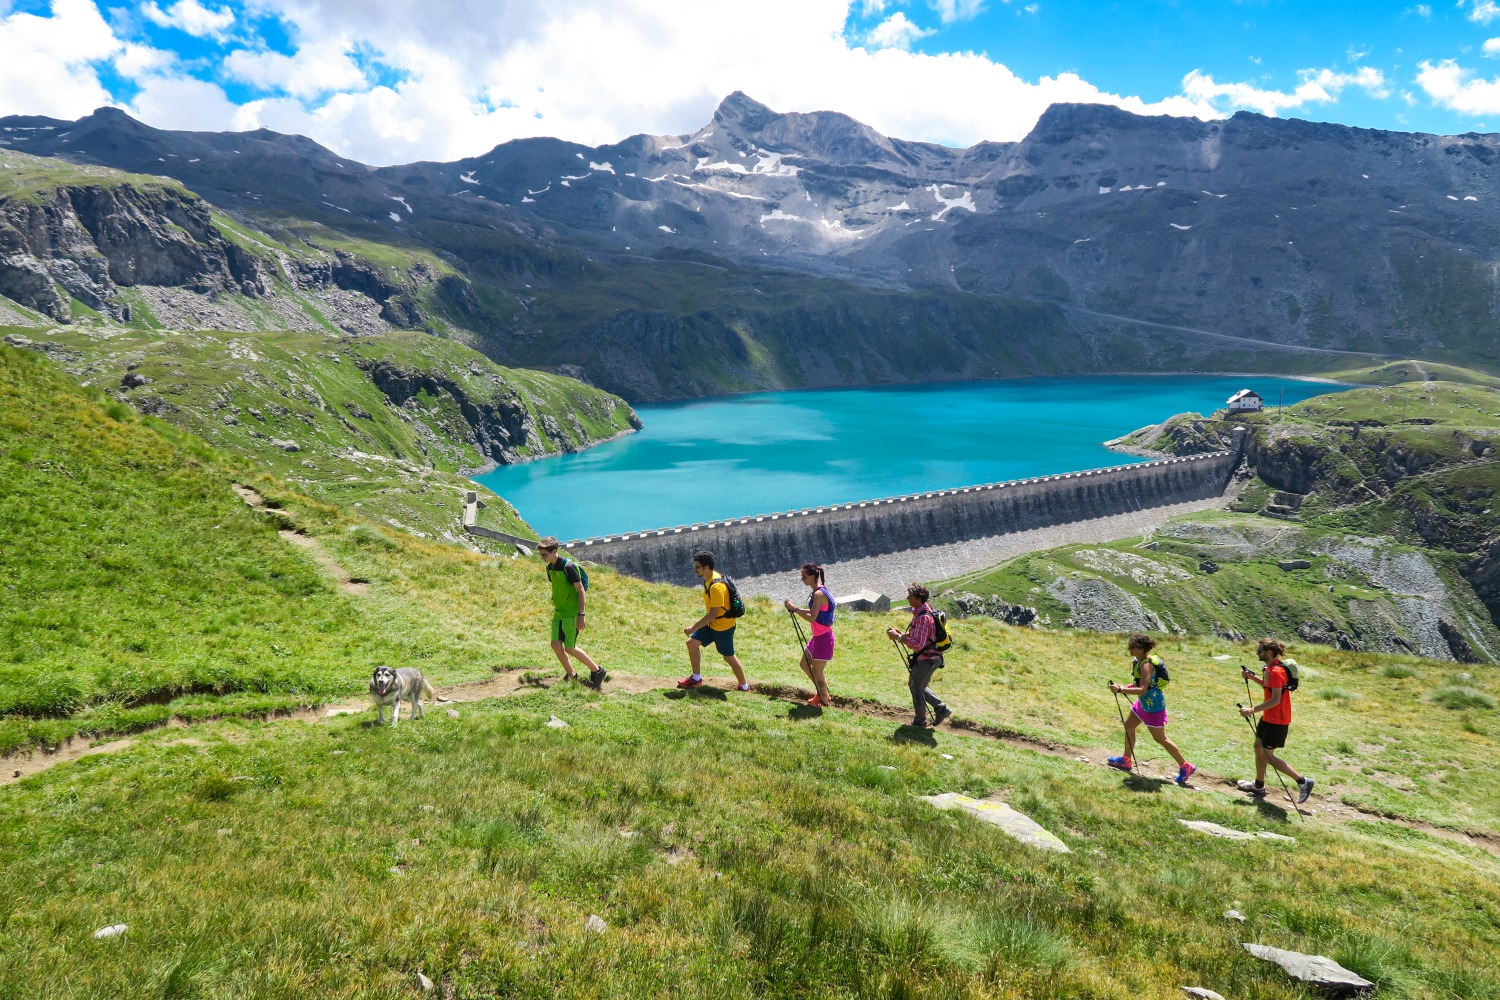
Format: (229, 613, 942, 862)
(369, 665, 436, 726)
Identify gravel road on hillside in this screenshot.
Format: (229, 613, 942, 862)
(734, 494, 1235, 603)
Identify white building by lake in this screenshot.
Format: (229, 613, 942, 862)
(1227, 389, 1265, 413)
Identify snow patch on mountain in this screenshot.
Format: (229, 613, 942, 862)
(388, 211, 401, 222)
(589, 161, 616, 174)
(389, 196, 412, 213)
(459, 171, 478, 184)
(760, 209, 805, 224)
(527, 184, 550, 195)
(928, 185, 976, 221)
(659, 225, 676, 234)
(887, 201, 910, 211)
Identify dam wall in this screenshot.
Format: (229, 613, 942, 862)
(564, 446, 1242, 587)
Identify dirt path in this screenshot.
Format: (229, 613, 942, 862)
(5, 669, 1495, 856)
(235, 484, 370, 596)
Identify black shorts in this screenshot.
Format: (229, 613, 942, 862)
(1256, 720, 1290, 750)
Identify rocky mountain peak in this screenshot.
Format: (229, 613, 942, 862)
(711, 91, 778, 132)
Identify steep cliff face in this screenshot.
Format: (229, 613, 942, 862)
(0, 180, 268, 320)
(358, 357, 545, 466)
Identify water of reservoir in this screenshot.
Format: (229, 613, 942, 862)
(478, 376, 1339, 540)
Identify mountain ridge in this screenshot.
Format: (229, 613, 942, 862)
(5, 95, 1499, 397)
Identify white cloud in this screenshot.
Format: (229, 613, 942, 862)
(224, 39, 369, 98)
(1484, 37, 1500, 57)
(142, 0, 234, 39)
(859, 0, 891, 13)
(1416, 57, 1500, 113)
(867, 12, 933, 49)
(0, 0, 120, 119)
(930, 0, 984, 22)
(1406, 4, 1432, 18)
(1181, 66, 1389, 116)
(126, 73, 247, 131)
(1469, 0, 1500, 24)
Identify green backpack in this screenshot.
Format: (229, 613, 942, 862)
(1135, 653, 1170, 687)
(1280, 657, 1300, 692)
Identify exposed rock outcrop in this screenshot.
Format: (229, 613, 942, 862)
(0, 180, 269, 321)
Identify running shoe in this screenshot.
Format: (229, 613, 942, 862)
(931, 706, 953, 728)
(1236, 779, 1267, 796)
(1297, 776, 1315, 803)
(589, 668, 607, 688)
(676, 675, 704, 689)
(1175, 762, 1197, 786)
(735, 683, 750, 692)
(1106, 755, 1134, 772)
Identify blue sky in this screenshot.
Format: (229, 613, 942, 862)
(4, 0, 1500, 164)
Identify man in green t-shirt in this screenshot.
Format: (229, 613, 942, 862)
(538, 537, 605, 688)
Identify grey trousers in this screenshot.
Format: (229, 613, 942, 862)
(908, 654, 946, 723)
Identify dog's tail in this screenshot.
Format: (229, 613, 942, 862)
(421, 678, 437, 701)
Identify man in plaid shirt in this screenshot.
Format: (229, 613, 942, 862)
(886, 583, 952, 728)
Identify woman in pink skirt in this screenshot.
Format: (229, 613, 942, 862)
(784, 563, 835, 707)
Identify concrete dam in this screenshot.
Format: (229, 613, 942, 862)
(561, 439, 1244, 587)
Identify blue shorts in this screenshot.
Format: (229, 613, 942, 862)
(691, 625, 736, 657)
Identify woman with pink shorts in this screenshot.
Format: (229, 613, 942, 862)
(784, 563, 835, 707)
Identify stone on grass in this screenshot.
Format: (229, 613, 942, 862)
(1181, 989, 1225, 1000)
(1277, 559, 1312, 571)
(546, 715, 569, 729)
(416, 972, 434, 992)
(446, 708, 460, 720)
(270, 438, 301, 453)
(585, 914, 608, 934)
(1179, 819, 1296, 844)
(940, 754, 954, 760)
(93, 924, 128, 940)
(1224, 909, 1246, 923)
(921, 793, 1070, 853)
(1243, 944, 1375, 994)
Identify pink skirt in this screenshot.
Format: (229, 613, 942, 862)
(806, 630, 835, 661)
(1132, 701, 1169, 728)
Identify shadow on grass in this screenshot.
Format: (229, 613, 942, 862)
(787, 704, 823, 721)
(891, 724, 937, 747)
(1229, 796, 1295, 822)
(1122, 774, 1172, 794)
(663, 688, 729, 702)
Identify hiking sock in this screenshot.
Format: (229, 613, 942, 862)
(691, 674, 702, 683)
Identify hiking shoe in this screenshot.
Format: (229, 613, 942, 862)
(1175, 762, 1197, 786)
(677, 675, 704, 689)
(1237, 780, 1267, 796)
(930, 706, 953, 728)
(910, 717, 926, 728)
(1106, 755, 1134, 772)
(1297, 777, 1315, 803)
(589, 668, 607, 689)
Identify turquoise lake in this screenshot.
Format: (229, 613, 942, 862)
(478, 376, 1339, 540)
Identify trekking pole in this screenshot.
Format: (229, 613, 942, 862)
(1109, 681, 1138, 773)
(786, 607, 810, 667)
(1237, 701, 1303, 822)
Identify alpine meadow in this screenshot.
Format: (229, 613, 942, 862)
(5, 8, 1500, 997)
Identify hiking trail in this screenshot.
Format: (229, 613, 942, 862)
(234, 484, 370, 596)
(4, 668, 1495, 858)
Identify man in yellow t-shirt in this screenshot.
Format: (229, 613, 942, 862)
(679, 549, 750, 691)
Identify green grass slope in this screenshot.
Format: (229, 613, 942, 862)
(4, 326, 639, 543)
(3, 685, 1497, 999)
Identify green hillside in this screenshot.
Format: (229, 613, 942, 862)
(3, 325, 639, 544)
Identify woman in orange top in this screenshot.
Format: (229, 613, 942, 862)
(1237, 638, 1314, 803)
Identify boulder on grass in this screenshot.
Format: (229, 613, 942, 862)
(1243, 943, 1375, 995)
